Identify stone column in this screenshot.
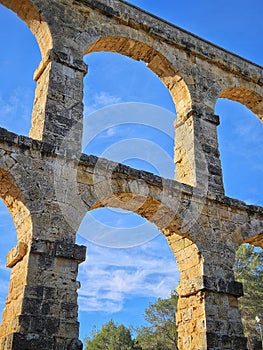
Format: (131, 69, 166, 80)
(200, 238, 247, 349)
(167, 232, 247, 349)
(30, 49, 88, 152)
(0, 239, 86, 350)
(176, 277, 246, 350)
(203, 279, 246, 349)
(174, 109, 224, 197)
(167, 233, 207, 349)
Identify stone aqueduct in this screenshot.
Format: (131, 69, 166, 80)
(0, 0, 263, 349)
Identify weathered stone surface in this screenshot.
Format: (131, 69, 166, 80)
(0, 0, 262, 349)
(6, 242, 28, 268)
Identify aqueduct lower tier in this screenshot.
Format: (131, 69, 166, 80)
(0, 129, 262, 350)
(0, 0, 263, 349)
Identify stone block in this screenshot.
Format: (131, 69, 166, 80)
(6, 242, 27, 268)
(55, 241, 86, 263)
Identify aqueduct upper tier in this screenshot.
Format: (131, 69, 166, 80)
(0, 0, 263, 349)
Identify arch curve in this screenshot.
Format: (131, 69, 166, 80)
(0, 166, 34, 339)
(0, 0, 52, 57)
(79, 190, 204, 350)
(85, 36, 192, 118)
(219, 87, 263, 122)
(0, 167, 33, 245)
(89, 192, 185, 237)
(244, 232, 263, 249)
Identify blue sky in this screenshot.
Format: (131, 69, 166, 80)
(0, 0, 263, 342)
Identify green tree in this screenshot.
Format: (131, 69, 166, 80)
(136, 293, 178, 350)
(84, 320, 141, 350)
(234, 244, 263, 343)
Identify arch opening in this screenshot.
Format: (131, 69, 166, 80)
(75, 179, 202, 347)
(0, 1, 52, 57)
(219, 87, 263, 123)
(216, 97, 263, 205)
(83, 51, 176, 179)
(76, 206, 180, 344)
(83, 37, 192, 180)
(0, 4, 41, 136)
(84, 36, 192, 118)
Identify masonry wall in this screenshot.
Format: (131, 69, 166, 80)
(0, 0, 262, 349)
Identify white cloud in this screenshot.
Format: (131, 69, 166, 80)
(77, 236, 179, 313)
(106, 127, 117, 137)
(0, 264, 7, 271)
(0, 88, 33, 135)
(83, 102, 175, 145)
(81, 102, 176, 179)
(78, 211, 161, 248)
(84, 91, 122, 115)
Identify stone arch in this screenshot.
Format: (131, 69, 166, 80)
(244, 233, 263, 249)
(0, 0, 52, 58)
(0, 166, 33, 339)
(84, 36, 196, 187)
(76, 207, 179, 338)
(0, 1, 53, 144)
(240, 222, 263, 249)
(89, 193, 183, 234)
(0, 4, 42, 138)
(85, 36, 192, 119)
(218, 87, 263, 122)
(229, 204, 263, 249)
(0, 168, 32, 245)
(77, 181, 205, 349)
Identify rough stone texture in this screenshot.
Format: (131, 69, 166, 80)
(0, 1, 262, 349)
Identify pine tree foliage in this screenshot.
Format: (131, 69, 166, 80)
(135, 293, 178, 350)
(84, 320, 141, 350)
(234, 244, 263, 340)
(84, 293, 179, 350)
